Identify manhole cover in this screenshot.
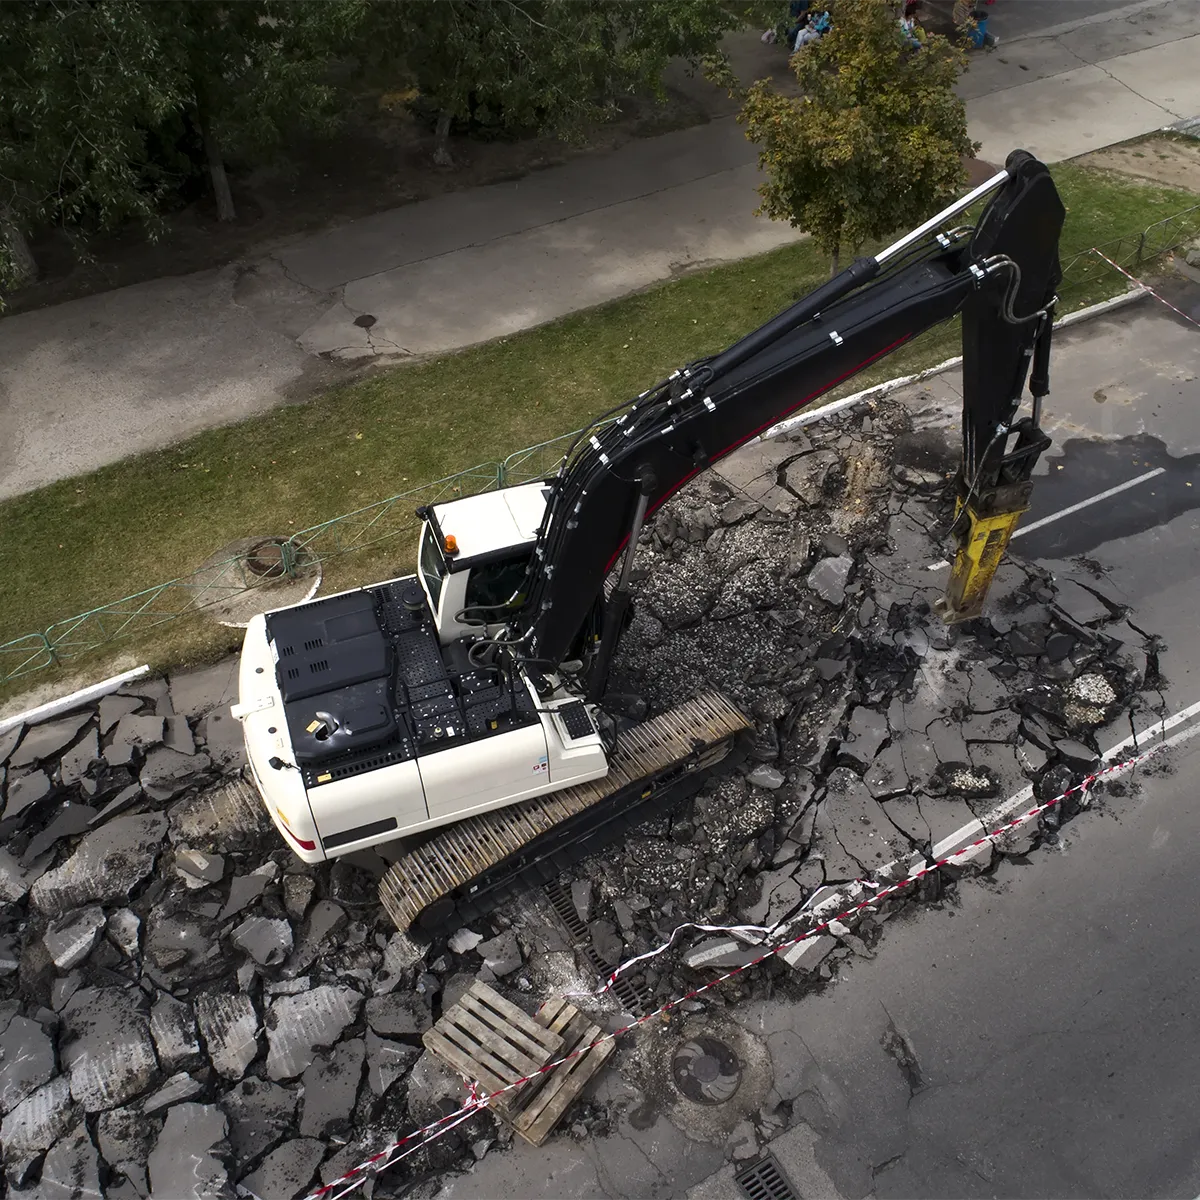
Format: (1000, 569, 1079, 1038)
(244, 538, 290, 578)
(671, 1036, 741, 1105)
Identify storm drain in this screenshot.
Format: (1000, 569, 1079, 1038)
(735, 1154, 801, 1200)
(543, 879, 653, 1017)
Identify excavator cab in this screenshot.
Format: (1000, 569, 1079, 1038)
(416, 482, 549, 643)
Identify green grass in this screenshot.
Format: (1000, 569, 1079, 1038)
(3, 160, 1199, 696)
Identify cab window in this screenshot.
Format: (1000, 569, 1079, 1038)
(466, 554, 530, 611)
(419, 529, 446, 613)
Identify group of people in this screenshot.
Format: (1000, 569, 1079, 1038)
(763, 0, 925, 53)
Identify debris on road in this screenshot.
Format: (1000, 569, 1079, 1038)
(0, 398, 1161, 1195)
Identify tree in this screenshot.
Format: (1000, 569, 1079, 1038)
(359, 1, 770, 167)
(739, 0, 977, 275)
(0, 0, 181, 290)
(144, 1, 356, 221)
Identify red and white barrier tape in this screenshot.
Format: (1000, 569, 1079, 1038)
(306, 726, 1180, 1200)
(564, 919, 780, 1000)
(1090, 248, 1200, 328)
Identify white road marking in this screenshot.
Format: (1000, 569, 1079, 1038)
(926, 466, 1167, 571)
(933, 698, 1200, 861)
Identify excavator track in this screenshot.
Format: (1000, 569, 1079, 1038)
(379, 691, 751, 936)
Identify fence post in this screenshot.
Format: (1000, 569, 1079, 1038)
(280, 539, 299, 579)
(1136, 231, 1146, 266)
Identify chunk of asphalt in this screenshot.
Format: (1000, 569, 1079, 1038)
(61, 987, 158, 1112)
(746, 765, 785, 789)
(22, 803, 98, 866)
(59, 728, 100, 787)
(807, 555, 853, 606)
(282, 875, 315, 922)
(1055, 738, 1100, 769)
(162, 714, 196, 755)
(447, 927, 483, 955)
(37, 1126, 101, 1199)
(571, 879, 593, 925)
(365, 993, 428, 1038)
(299, 1038, 365, 1138)
(266, 984, 362, 1081)
(97, 1104, 159, 1166)
(196, 709, 247, 770)
(87, 783, 144, 827)
(0, 725, 25, 766)
(239, 1138, 325, 1200)
(0, 846, 43, 903)
(366, 1030, 421, 1097)
(218, 877, 268, 926)
(105, 714, 166, 767)
(150, 995, 202, 1072)
(30, 813, 168, 916)
(143, 1071, 203, 1114)
(147, 1103, 230, 1200)
(98, 694, 141, 735)
(106, 909, 141, 957)
(0, 1075, 75, 1165)
(140, 746, 211, 802)
(477, 929, 522, 977)
(232, 916, 293, 967)
(220, 1078, 298, 1164)
(175, 848, 225, 887)
(371, 931, 423, 995)
(684, 937, 761, 971)
(43, 906, 106, 971)
(0, 1014, 56, 1113)
(196, 992, 260, 1081)
(9, 712, 93, 770)
(840, 705, 889, 768)
(3, 769, 52, 820)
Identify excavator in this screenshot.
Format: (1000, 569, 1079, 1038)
(232, 150, 1065, 935)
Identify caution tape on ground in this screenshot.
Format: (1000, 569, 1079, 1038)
(306, 728, 1177, 1200)
(1090, 248, 1200, 328)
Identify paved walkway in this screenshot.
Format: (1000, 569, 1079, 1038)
(1, 0, 1199, 499)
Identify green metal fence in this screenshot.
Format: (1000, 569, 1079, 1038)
(1058, 203, 1200, 303)
(5, 205, 1200, 688)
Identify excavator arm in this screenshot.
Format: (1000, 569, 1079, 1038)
(515, 150, 1065, 679)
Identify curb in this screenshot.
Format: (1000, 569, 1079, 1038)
(0, 664, 150, 735)
(757, 284, 1149, 443)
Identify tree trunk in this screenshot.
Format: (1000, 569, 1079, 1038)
(200, 115, 237, 222)
(432, 110, 454, 167)
(1, 210, 38, 284)
(829, 244, 840, 278)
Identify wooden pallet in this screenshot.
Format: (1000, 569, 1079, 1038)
(424, 984, 615, 1147)
(492, 997, 616, 1147)
(423, 982, 563, 1098)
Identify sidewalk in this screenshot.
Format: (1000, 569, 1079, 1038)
(2, 0, 1199, 499)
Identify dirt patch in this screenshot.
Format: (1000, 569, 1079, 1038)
(1074, 133, 1200, 196)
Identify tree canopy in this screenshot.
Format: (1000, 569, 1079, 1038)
(740, 0, 977, 273)
(0, 0, 776, 292)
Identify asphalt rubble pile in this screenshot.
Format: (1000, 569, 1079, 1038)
(0, 398, 1163, 1196)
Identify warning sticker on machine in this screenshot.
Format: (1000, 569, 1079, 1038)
(533, 756, 549, 774)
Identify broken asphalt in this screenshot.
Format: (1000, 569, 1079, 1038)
(3, 0, 1200, 498)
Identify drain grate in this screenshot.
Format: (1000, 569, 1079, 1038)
(543, 879, 654, 1017)
(735, 1154, 801, 1200)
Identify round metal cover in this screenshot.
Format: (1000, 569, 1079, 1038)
(671, 1036, 742, 1105)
